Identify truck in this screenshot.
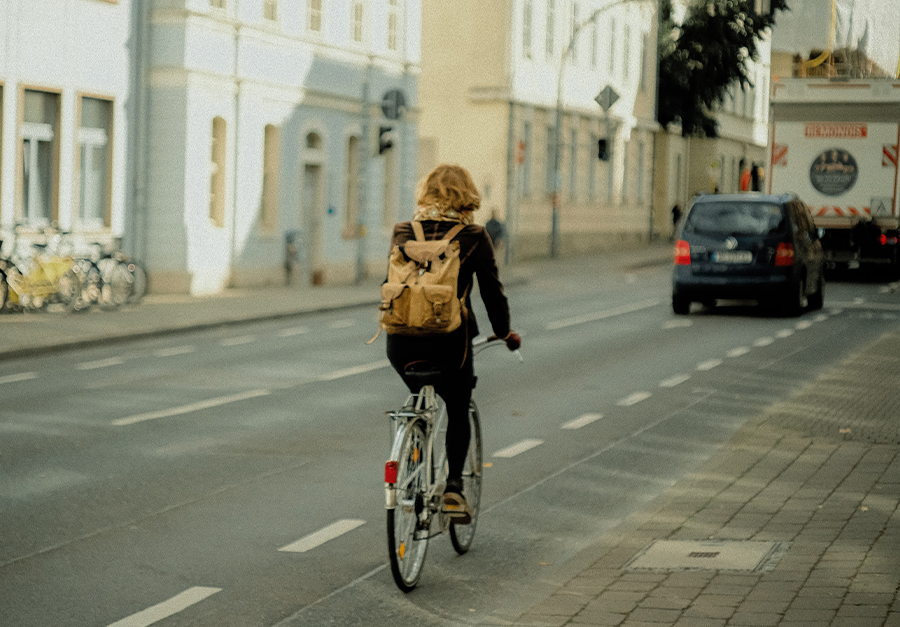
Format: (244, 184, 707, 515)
(767, 78, 900, 275)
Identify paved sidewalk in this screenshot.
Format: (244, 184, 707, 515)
(511, 328, 900, 627)
(0, 242, 672, 359)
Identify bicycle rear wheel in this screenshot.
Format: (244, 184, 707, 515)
(387, 419, 429, 592)
(449, 401, 482, 554)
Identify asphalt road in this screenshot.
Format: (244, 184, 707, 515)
(2, 261, 898, 627)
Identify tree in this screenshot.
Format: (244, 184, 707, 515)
(658, 0, 789, 137)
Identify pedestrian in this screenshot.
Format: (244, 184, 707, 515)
(384, 164, 521, 522)
(671, 204, 682, 240)
(485, 208, 506, 251)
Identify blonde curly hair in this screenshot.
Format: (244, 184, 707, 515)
(415, 164, 481, 214)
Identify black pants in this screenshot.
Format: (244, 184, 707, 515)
(386, 327, 474, 484)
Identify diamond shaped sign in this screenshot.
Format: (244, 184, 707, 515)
(595, 85, 620, 112)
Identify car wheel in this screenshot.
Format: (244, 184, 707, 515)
(701, 299, 716, 310)
(672, 295, 691, 315)
(808, 276, 824, 311)
(784, 278, 807, 317)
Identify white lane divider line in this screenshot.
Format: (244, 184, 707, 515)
(105, 586, 222, 627)
(154, 346, 196, 358)
(753, 337, 775, 347)
(546, 299, 661, 330)
(278, 326, 309, 337)
(329, 320, 356, 329)
(112, 389, 270, 426)
(726, 347, 751, 358)
(279, 519, 366, 553)
(561, 413, 603, 430)
(220, 335, 256, 347)
(663, 319, 692, 329)
(77, 357, 125, 370)
(775, 329, 794, 338)
(696, 359, 723, 371)
(0, 372, 38, 385)
(616, 392, 652, 407)
(319, 359, 391, 381)
(494, 439, 544, 458)
(660, 374, 691, 388)
(795, 320, 812, 330)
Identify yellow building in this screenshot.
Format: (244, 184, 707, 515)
(418, 0, 662, 260)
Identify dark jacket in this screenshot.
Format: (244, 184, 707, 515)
(390, 220, 511, 340)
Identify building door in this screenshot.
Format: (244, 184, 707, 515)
(302, 163, 324, 284)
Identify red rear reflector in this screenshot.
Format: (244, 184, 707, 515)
(775, 242, 795, 266)
(674, 240, 691, 265)
(880, 234, 899, 245)
(385, 461, 399, 484)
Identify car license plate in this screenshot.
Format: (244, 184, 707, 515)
(712, 251, 752, 263)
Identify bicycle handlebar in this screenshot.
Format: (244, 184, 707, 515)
(473, 335, 524, 362)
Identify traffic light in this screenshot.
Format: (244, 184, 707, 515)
(378, 126, 394, 154)
(597, 138, 609, 161)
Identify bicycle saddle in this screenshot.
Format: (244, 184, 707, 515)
(402, 360, 442, 389)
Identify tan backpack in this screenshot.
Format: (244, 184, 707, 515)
(377, 221, 467, 336)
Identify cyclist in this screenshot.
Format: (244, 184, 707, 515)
(386, 164, 521, 524)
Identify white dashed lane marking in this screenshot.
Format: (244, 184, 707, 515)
(660, 374, 691, 388)
(753, 337, 775, 347)
(154, 346, 196, 358)
(546, 299, 661, 330)
(696, 359, 723, 371)
(0, 372, 38, 385)
(775, 329, 794, 338)
(795, 321, 812, 330)
(278, 326, 309, 337)
(105, 587, 222, 627)
(278, 519, 366, 553)
(76, 357, 125, 370)
(319, 360, 391, 381)
(113, 389, 271, 426)
(561, 413, 603, 430)
(220, 335, 256, 347)
(726, 347, 751, 358)
(329, 320, 356, 329)
(494, 439, 544, 458)
(616, 392, 652, 406)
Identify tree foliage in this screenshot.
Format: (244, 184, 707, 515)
(658, 0, 789, 137)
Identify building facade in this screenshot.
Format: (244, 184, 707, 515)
(419, 0, 660, 261)
(1, 0, 421, 295)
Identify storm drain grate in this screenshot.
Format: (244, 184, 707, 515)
(625, 540, 790, 572)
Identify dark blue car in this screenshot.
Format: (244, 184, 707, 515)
(672, 194, 825, 316)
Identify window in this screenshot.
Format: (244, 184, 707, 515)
(261, 125, 280, 232)
(78, 97, 112, 229)
(388, 0, 399, 51)
(210, 117, 226, 228)
(344, 136, 359, 237)
(264, 0, 278, 21)
(545, 124, 556, 194)
(623, 24, 631, 80)
(21, 89, 60, 226)
(523, 0, 533, 59)
(352, 1, 364, 43)
(545, 0, 555, 60)
(308, 0, 322, 33)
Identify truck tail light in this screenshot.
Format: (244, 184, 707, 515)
(384, 461, 399, 484)
(775, 242, 795, 266)
(674, 240, 691, 265)
(879, 234, 899, 246)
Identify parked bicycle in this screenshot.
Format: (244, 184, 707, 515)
(383, 336, 521, 591)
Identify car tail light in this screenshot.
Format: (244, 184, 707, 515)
(674, 240, 691, 265)
(384, 461, 399, 484)
(775, 242, 795, 266)
(879, 234, 899, 245)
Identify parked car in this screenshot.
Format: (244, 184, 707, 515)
(672, 193, 825, 315)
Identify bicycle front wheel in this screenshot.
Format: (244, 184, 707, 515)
(449, 401, 482, 554)
(387, 419, 429, 592)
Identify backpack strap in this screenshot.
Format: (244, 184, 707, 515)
(443, 223, 466, 241)
(411, 221, 426, 241)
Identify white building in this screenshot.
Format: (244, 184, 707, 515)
(1, 0, 422, 295)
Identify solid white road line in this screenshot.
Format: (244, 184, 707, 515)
(546, 299, 661, 330)
(493, 439, 544, 458)
(561, 413, 603, 430)
(220, 335, 256, 346)
(616, 392, 652, 406)
(105, 587, 222, 627)
(278, 326, 309, 337)
(0, 372, 38, 385)
(696, 359, 723, 371)
(76, 357, 125, 371)
(753, 337, 775, 347)
(726, 347, 751, 358)
(319, 359, 391, 381)
(278, 519, 366, 553)
(153, 346, 196, 358)
(112, 389, 270, 426)
(659, 374, 691, 388)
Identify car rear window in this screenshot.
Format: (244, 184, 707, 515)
(683, 202, 786, 236)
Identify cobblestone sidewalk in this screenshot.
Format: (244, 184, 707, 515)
(513, 329, 900, 627)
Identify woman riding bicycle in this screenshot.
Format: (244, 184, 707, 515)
(385, 163, 521, 523)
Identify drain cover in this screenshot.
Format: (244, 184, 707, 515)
(625, 540, 789, 572)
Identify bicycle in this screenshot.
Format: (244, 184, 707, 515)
(384, 336, 519, 592)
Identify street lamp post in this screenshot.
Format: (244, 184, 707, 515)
(550, 0, 654, 258)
